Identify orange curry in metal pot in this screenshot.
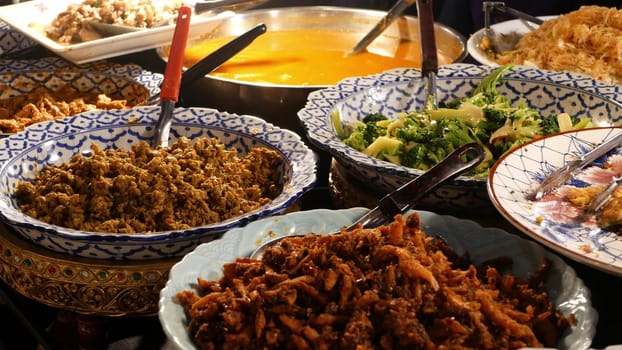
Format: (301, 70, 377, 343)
(175, 29, 458, 86)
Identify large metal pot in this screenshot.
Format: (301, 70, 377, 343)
(164, 6, 466, 135)
(161, 6, 466, 186)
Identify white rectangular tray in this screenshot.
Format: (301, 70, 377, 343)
(0, 0, 232, 64)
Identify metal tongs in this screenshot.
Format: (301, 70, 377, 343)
(483, 1, 544, 53)
(528, 131, 622, 201)
(586, 176, 622, 214)
(250, 143, 486, 259)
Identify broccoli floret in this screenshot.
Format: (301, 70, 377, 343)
(437, 118, 478, 148)
(427, 138, 452, 164)
(439, 97, 466, 110)
(399, 138, 452, 170)
(401, 144, 428, 169)
(471, 65, 514, 103)
(395, 126, 440, 143)
(540, 114, 561, 134)
(362, 113, 388, 123)
(343, 130, 368, 151)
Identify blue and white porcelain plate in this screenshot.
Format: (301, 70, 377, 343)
(159, 208, 596, 350)
(489, 127, 622, 276)
(0, 107, 317, 260)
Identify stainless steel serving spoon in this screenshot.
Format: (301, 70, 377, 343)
(416, 0, 438, 109)
(249, 142, 486, 259)
(347, 0, 415, 56)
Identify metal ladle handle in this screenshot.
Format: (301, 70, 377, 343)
(416, 0, 438, 109)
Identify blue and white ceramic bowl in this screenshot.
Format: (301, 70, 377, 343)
(0, 19, 37, 57)
(0, 56, 163, 93)
(160, 208, 597, 350)
(0, 107, 317, 260)
(0, 69, 152, 107)
(298, 63, 622, 214)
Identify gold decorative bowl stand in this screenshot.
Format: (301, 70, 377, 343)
(0, 223, 178, 317)
(0, 222, 181, 348)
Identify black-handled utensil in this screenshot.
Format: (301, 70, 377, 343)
(180, 23, 267, 91)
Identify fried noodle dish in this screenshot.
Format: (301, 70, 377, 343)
(177, 213, 573, 349)
(484, 6, 622, 84)
(15, 137, 284, 234)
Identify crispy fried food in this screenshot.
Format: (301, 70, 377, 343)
(491, 6, 622, 84)
(15, 137, 284, 233)
(564, 184, 622, 230)
(177, 213, 572, 349)
(0, 85, 130, 133)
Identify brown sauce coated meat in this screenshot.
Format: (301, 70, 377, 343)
(176, 213, 573, 350)
(15, 136, 284, 233)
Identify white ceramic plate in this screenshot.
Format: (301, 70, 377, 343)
(0, 0, 232, 64)
(467, 16, 556, 66)
(489, 127, 622, 276)
(159, 208, 596, 350)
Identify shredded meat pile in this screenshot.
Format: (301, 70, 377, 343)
(15, 137, 284, 234)
(176, 213, 573, 350)
(46, 0, 182, 44)
(0, 85, 131, 133)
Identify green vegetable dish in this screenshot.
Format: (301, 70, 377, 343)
(334, 65, 597, 178)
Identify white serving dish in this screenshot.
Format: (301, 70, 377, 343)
(0, 0, 233, 64)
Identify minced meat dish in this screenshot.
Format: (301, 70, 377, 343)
(15, 136, 284, 234)
(177, 213, 573, 349)
(46, 0, 183, 44)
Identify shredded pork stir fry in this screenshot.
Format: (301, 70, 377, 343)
(177, 213, 573, 349)
(15, 137, 284, 234)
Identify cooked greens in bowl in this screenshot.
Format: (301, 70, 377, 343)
(335, 65, 599, 178)
(298, 63, 622, 213)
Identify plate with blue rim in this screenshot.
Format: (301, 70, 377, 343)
(489, 126, 622, 276)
